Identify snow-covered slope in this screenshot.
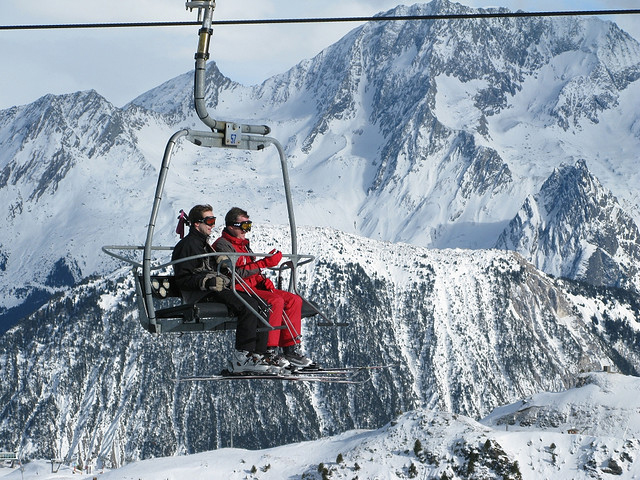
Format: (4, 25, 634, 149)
(4, 372, 639, 480)
(1, 227, 639, 466)
(2, 0, 640, 329)
(482, 371, 640, 439)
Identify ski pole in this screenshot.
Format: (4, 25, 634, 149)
(233, 272, 300, 342)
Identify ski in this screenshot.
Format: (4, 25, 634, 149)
(175, 365, 393, 384)
(296, 364, 394, 375)
(175, 372, 369, 384)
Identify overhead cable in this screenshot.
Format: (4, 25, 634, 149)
(1, 9, 640, 31)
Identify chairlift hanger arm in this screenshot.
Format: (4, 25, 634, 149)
(188, 1, 270, 136)
(183, 0, 299, 256)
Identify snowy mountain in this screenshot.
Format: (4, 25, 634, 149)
(2, 1, 640, 333)
(496, 159, 640, 292)
(1, 227, 639, 467)
(131, 0, 640, 247)
(1, 0, 640, 473)
(0, 90, 167, 332)
(3, 372, 640, 479)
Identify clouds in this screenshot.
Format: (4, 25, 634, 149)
(0, 1, 638, 109)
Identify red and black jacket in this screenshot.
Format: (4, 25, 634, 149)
(212, 229, 269, 291)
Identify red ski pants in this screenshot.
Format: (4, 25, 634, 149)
(253, 288, 303, 347)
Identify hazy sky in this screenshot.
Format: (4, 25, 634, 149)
(0, 0, 638, 109)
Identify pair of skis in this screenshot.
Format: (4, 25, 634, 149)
(176, 365, 391, 384)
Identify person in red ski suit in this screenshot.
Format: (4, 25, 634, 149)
(212, 207, 315, 369)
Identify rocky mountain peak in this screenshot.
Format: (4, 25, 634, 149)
(129, 61, 238, 118)
(496, 160, 640, 290)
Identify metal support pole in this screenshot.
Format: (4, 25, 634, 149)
(190, 1, 270, 135)
(143, 129, 189, 331)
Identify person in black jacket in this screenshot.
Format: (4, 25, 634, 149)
(172, 204, 281, 374)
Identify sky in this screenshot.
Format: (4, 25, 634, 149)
(0, 0, 639, 110)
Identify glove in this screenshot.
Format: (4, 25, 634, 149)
(262, 277, 276, 291)
(205, 276, 228, 292)
(257, 249, 282, 269)
(216, 255, 233, 271)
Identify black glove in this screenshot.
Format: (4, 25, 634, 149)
(205, 276, 227, 292)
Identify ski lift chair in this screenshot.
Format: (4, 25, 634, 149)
(102, 0, 343, 334)
(102, 246, 326, 334)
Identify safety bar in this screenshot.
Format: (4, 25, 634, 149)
(104, 246, 313, 275)
(103, 246, 316, 331)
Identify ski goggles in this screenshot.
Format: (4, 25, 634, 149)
(232, 220, 252, 232)
(197, 216, 216, 226)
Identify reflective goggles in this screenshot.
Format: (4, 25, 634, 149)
(232, 220, 252, 232)
(197, 216, 216, 226)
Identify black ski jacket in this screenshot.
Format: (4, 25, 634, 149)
(172, 228, 226, 303)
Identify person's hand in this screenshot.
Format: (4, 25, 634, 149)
(262, 277, 276, 291)
(216, 255, 233, 271)
(259, 249, 282, 268)
(206, 276, 227, 292)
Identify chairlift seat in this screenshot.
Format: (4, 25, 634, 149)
(136, 275, 320, 334)
(136, 275, 237, 333)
